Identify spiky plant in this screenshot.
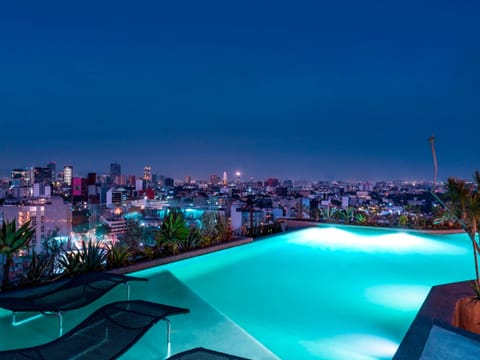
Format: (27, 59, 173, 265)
(106, 244, 131, 269)
(178, 227, 202, 252)
(58, 239, 108, 275)
(58, 250, 84, 275)
(0, 219, 36, 290)
(80, 240, 108, 272)
(160, 210, 189, 255)
(21, 250, 62, 286)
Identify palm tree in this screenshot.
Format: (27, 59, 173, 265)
(429, 135, 438, 189)
(0, 219, 36, 290)
(445, 172, 480, 298)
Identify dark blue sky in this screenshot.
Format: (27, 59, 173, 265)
(1, 1, 479, 181)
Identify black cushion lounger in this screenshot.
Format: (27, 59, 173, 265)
(0, 300, 190, 360)
(0, 272, 147, 335)
(167, 347, 251, 360)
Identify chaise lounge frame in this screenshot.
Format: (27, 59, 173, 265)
(0, 272, 147, 336)
(0, 300, 190, 360)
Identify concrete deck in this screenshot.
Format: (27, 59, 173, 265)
(394, 280, 480, 359)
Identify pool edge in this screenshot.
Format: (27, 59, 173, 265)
(394, 280, 480, 359)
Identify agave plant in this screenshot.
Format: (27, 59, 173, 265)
(354, 212, 368, 225)
(58, 250, 84, 275)
(59, 239, 108, 275)
(178, 227, 202, 252)
(320, 206, 337, 222)
(160, 210, 189, 255)
(0, 219, 36, 290)
(106, 244, 131, 269)
(338, 207, 356, 223)
(141, 246, 156, 260)
(21, 250, 62, 286)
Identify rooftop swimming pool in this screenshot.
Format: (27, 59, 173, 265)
(0, 226, 473, 359)
(138, 225, 473, 359)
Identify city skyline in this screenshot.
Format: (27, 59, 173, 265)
(0, 158, 472, 184)
(1, 1, 479, 181)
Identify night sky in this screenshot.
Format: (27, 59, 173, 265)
(1, 1, 479, 182)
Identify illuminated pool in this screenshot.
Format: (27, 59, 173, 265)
(139, 225, 472, 359)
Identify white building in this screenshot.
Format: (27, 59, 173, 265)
(33, 183, 52, 197)
(0, 197, 72, 253)
(106, 189, 125, 207)
(135, 179, 144, 191)
(63, 165, 73, 186)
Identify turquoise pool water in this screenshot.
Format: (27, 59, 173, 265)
(139, 226, 473, 360)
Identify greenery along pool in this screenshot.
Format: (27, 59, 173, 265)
(138, 226, 472, 360)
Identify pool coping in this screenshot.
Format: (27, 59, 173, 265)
(393, 280, 480, 359)
(109, 237, 254, 275)
(280, 218, 465, 234)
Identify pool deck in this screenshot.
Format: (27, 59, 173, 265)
(394, 280, 480, 359)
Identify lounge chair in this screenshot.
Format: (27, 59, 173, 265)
(0, 300, 190, 360)
(167, 347, 251, 360)
(0, 272, 147, 336)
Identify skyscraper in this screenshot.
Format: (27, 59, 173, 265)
(34, 167, 53, 185)
(210, 174, 220, 185)
(87, 172, 97, 186)
(47, 161, 56, 180)
(110, 162, 121, 179)
(63, 165, 73, 186)
(143, 166, 152, 181)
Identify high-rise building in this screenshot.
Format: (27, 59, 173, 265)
(127, 175, 136, 186)
(210, 174, 220, 185)
(34, 167, 53, 185)
(71, 177, 88, 202)
(10, 169, 28, 187)
(47, 161, 56, 180)
(87, 173, 97, 186)
(115, 175, 126, 186)
(143, 166, 152, 181)
(110, 163, 121, 180)
(223, 171, 228, 186)
(63, 165, 73, 186)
